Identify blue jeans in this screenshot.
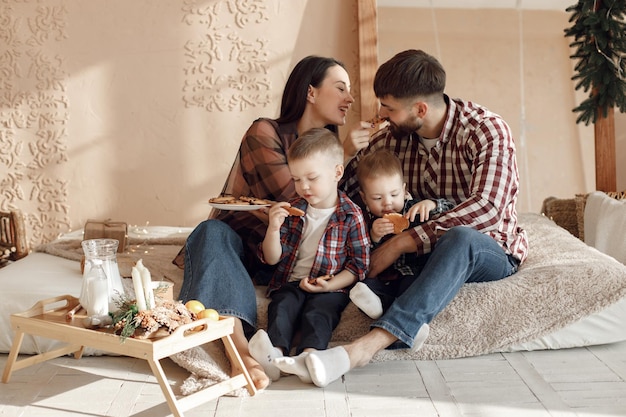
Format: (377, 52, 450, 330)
(373, 226, 520, 349)
(178, 220, 262, 333)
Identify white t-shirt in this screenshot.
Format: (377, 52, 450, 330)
(289, 205, 335, 281)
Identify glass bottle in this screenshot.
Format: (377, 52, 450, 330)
(81, 238, 125, 312)
(79, 259, 109, 316)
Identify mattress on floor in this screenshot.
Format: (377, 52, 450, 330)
(2, 221, 626, 356)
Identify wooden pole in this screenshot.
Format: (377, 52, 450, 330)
(591, 0, 617, 192)
(594, 107, 617, 191)
(357, 0, 378, 121)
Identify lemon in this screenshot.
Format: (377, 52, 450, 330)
(184, 300, 205, 315)
(197, 308, 220, 321)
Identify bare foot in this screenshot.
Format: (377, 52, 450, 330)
(225, 318, 271, 390)
(237, 354, 270, 390)
(343, 327, 397, 368)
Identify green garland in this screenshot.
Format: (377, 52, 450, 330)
(564, 0, 626, 125)
(110, 296, 140, 340)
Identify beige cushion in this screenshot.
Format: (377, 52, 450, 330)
(584, 191, 626, 264)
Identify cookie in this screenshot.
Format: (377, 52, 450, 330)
(383, 213, 409, 234)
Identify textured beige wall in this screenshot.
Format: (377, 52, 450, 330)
(1, 0, 360, 245)
(379, 6, 626, 213)
(3, 1, 624, 247)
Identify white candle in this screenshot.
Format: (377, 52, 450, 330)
(137, 259, 155, 310)
(131, 266, 147, 311)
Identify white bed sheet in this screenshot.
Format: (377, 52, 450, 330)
(501, 296, 626, 352)
(0, 252, 85, 355)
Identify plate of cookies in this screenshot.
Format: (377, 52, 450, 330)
(208, 195, 273, 211)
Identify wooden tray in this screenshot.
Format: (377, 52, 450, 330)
(1, 294, 256, 416)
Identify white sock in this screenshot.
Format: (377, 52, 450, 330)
(248, 329, 282, 381)
(273, 352, 312, 384)
(305, 347, 350, 388)
(411, 323, 430, 353)
(349, 282, 383, 319)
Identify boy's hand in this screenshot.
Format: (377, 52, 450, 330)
(406, 200, 436, 223)
(300, 274, 333, 292)
(266, 202, 291, 232)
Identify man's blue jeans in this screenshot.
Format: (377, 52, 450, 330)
(373, 226, 520, 349)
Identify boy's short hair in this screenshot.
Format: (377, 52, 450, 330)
(356, 149, 403, 187)
(288, 127, 343, 165)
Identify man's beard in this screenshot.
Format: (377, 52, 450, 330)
(390, 116, 422, 140)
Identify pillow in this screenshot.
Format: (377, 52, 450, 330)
(584, 191, 626, 264)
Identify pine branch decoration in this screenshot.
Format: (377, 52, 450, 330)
(564, 0, 626, 125)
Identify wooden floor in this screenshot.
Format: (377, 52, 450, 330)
(1, 340, 626, 417)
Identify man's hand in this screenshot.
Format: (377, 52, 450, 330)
(368, 232, 416, 277)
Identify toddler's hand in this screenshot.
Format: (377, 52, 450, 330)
(407, 200, 436, 223)
(371, 217, 394, 242)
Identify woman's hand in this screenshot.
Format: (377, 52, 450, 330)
(249, 207, 270, 225)
(343, 121, 374, 163)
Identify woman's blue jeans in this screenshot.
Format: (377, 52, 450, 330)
(178, 220, 259, 333)
(374, 226, 520, 349)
